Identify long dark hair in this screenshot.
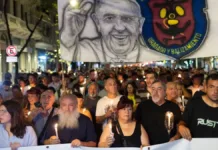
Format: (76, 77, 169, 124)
(26, 87, 41, 110)
(124, 82, 137, 96)
(2, 100, 28, 138)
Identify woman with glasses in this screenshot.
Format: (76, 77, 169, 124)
(0, 100, 37, 149)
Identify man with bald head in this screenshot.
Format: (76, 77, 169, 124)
(96, 78, 121, 126)
(60, 0, 167, 62)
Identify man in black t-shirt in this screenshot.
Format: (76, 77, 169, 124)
(178, 73, 218, 140)
(44, 94, 96, 147)
(136, 80, 181, 145)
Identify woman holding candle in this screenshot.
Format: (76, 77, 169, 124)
(74, 92, 92, 121)
(19, 78, 27, 95)
(23, 88, 41, 121)
(166, 82, 187, 112)
(0, 101, 37, 149)
(98, 96, 149, 148)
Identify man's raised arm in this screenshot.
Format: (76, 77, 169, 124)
(60, 1, 92, 49)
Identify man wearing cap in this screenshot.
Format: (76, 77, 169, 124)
(0, 81, 13, 101)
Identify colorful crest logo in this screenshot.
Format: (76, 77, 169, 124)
(137, 0, 208, 59)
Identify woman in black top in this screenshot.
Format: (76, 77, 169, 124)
(98, 96, 149, 148)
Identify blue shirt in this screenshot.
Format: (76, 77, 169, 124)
(44, 114, 97, 143)
(0, 124, 37, 148)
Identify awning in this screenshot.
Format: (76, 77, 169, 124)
(35, 42, 53, 51)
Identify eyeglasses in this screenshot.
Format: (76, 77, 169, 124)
(0, 109, 8, 114)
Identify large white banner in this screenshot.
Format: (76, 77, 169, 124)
(10, 139, 217, 150)
(58, 0, 218, 62)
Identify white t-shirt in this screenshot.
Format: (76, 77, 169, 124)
(96, 95, 122, 117)
(0, 125, 37, 148)
(96, 95, 121, 128)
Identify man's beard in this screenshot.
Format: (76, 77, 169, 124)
(58, 109, 80, 129)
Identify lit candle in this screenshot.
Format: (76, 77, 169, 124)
(166, 112, 172, 129)
(143, 76, 146, 79)
(147, 93, 150, 99)
(54, 123, 59, 138)
(83, 108, 86, 113)
(28, 86, 31, 90)
(182, 95, 185, 107)
(136, 78, 139, 81)
(120, 80, 123, 83)
(109, 122, 113, 134)
(178, 74, 182, 78)
(27, 111, 31, 116)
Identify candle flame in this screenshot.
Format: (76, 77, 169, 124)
(182, 95, 184, 100)
(109, 122, 112, 130)
(27, 111, 31, 116)
(166, 111, 173, 117)
(54, 123, 58, 129)
(147, 93, 150, 99)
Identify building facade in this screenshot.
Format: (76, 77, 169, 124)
(0, 0, 56, 81)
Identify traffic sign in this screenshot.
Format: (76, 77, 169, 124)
(6, 46, 17, 56)
(6, 56, 18, 62)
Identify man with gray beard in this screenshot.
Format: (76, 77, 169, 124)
(44, 94, 96, 147)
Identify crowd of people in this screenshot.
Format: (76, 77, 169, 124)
(0, 67, 217, 149)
